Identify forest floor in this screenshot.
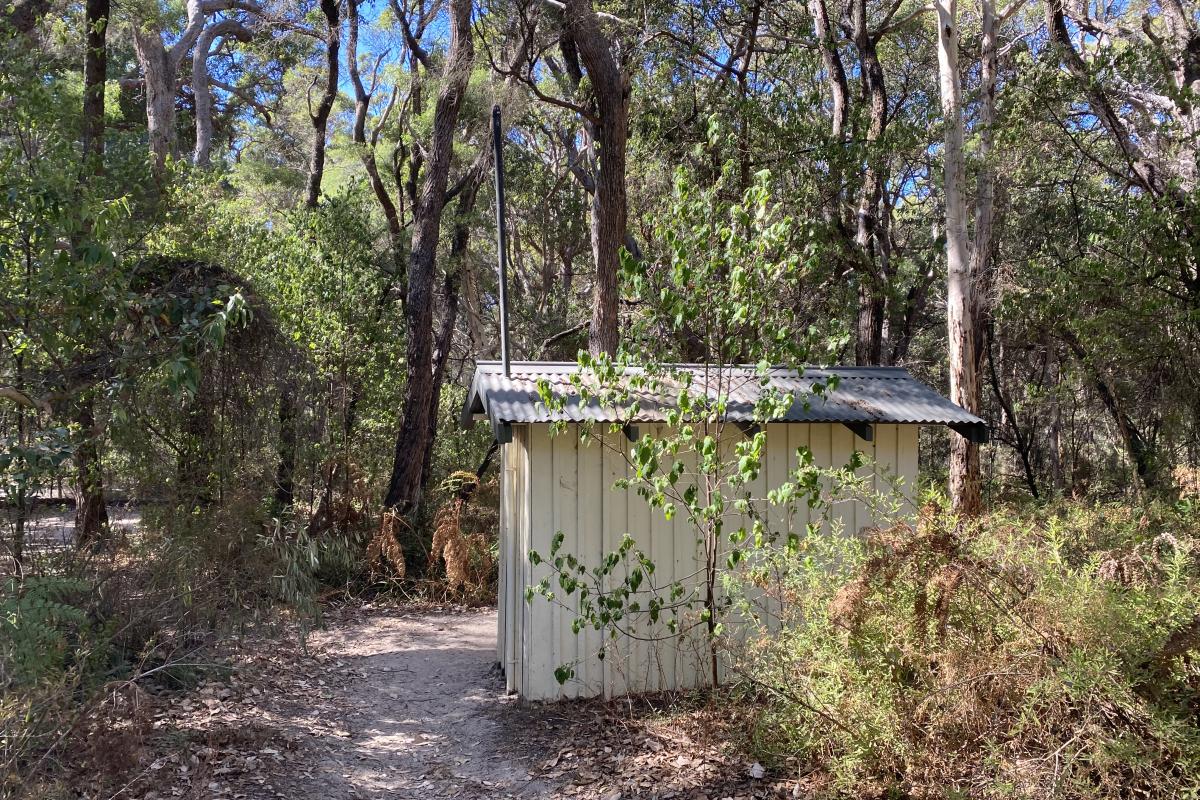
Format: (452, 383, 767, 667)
(107, 604, 798, 800)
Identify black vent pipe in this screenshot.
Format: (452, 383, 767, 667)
(492, 104, 511, 377)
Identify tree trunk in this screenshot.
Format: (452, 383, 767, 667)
(81, 0, 108, 166)
(192, 20, 251, 166)
(73, 397, 109, 545)
(419, 168, 482, 493)
(75, 0, 110, 547)
(935, 0, 982, 516)
(850, 0, 889, 365)
(304, 0, 340, 208)
(382, 0, 473, 514)
(132, 0, 258, 172)
(855, 280, 885, 365)
(563, 0, 628, 357)
(132, 28, 177, 172)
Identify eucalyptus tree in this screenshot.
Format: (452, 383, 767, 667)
(379, 0, 479, 517)
(126, 0, 262, 169)
(75, 0, 114, 542)
(491, 0, 641, 356)
(303, 0, 340, 207)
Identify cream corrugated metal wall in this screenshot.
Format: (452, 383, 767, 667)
(499, 422, 919, 701)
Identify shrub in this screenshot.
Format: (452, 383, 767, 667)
(425, 471, 499, 603)
(735, 500, 1200, 799)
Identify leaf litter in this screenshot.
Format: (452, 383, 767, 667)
(79, 604, 797, 799)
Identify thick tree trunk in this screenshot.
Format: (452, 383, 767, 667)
(850, 0, 890, 366)
(563, 0, 628, 357)
(419, 168, 483, 492)
(382, 0, 473, 514)
(131, 29, 177, 172)
(304, 0, 340, 208)
(936, 0, 982, 516)
(131, 0, 259, 172)
(855, 281, 885, 366)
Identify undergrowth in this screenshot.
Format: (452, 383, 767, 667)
(423, 470, 499, 604)
(0, 498, 346, 799)
(735, 499, 1200, 799)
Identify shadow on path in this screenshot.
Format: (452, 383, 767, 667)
(230, 608, 560, 800)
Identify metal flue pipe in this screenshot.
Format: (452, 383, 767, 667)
(492, 104, 512, 378)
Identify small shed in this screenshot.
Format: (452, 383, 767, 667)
(461, 361, 986, 701)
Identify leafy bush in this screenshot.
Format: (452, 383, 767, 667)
(736, 500, 1200, 799)
(0, 575, 97, 687)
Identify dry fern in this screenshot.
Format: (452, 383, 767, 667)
(426, 471, 498, 599)
(367, 510, 407, 580)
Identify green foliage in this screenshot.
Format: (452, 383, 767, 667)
(0, 576, 95, 687)
(739, 501, 1200, 798)
(526, 169, 888, 685)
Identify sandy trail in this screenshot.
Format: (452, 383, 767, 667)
(231, 608, 562, 799)
(127, 605, 783, 799)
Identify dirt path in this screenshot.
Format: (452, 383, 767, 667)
(228, 607, 560, 799)
(127, 606, 791, 800)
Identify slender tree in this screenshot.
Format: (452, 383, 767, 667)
(935, 0, 981, 515)
(382, 0, 475, 514)
(73, 0, 111, 545)
(304, 0, 341, 208)
(561, 0, 629, 356)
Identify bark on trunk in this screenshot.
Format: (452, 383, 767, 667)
(382, 0, 474, 514)
(192, 20, 252, 166)
(562, 0, 628, 357)
(132, 28, 178, 172)
(850, 0, 889, 366)
(73, 397, 109, 545)
(936, 0, 982, 516)
(304, 0, 340, 208)
(420, 166, 483, 491)
(82, 0, 108, 166)
(75, 0, 110, 547)
(131, 0, 259, 172)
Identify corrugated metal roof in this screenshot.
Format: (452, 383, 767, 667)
(461, 362, 986, 438)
